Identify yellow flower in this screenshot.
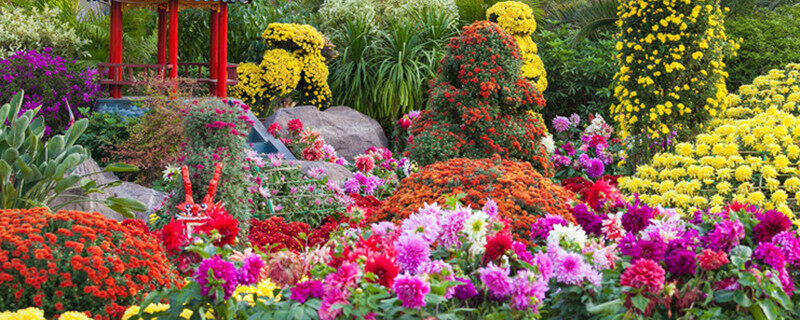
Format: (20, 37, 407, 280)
(57, 312, 92, 320)
(734, 165, 752, 182)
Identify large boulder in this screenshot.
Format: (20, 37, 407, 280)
(51, 158, 165, 222)
(264, 106, 389, 160)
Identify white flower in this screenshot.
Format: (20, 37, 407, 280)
(463, 211, 489, 242)
(540, 134, 556, 154)
(547, 223, 587, 250)
(162, 165, 180, 181)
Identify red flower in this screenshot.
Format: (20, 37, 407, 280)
(287, 119, 303, 134)
(159, 219, 187, 255)
(620, 259, 665, 293)
(364, 254, 400, 288)
(698, 249, 728, 270)
(195, 206, 239, 247)
(483, 231, 513, 264)
(355, 155, 376, 173)
(267, 123, 281, 136)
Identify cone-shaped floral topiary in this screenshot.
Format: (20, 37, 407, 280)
(404, 21, 550, 172)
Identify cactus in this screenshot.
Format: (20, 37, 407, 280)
(0, 91, 145, 218)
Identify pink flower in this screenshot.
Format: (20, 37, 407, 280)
(392, 273, 430, 309)
(287, 119, 303, 134)
(355, 154, 376, 173)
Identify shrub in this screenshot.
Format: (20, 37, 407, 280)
(618, 63, 800, 222)
(0, 49, 100, 137)
(725, 6, 800, 89)
(611, 0, 737, 142)
(76, 111, 137, 168)
(318, 0, 377, 32)
(404, 21, 550, 171)
(371, 155, 574, 238)
(377, 0, 459, 23)
(0, 6, 88, 60)
(230, 23, 332, 115)
(161, 99, 255, 228)
(536, 26, 616, 122)
(487, 1, 547, 92)
(0, 208, 180, 319)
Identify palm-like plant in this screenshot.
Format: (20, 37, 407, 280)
(550, 0, 618, 41)
(328, 18, 378, 114)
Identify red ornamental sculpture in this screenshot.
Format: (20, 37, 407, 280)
(176, 162, 224, 236)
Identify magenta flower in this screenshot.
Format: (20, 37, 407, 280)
(194, 255, 239, 300)
(393, 273, 430, 309)
(552, 116, 571, 133)
(290, 280, 324, 303)
(237, 253, 264, 286)
(395, 234, 431, 274)
(478, 263, 513, 297)
(453, 277, 478, 300)
(553, 251, 588, 285)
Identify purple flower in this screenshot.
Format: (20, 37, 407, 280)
(237, 254, 264, 286)
(510, 270, 548, 312)
(395, 234, 431, 274)
(552, 116, 571, 133)
(754, 242, 786, 270)
(512, 241, 533, 264)
(772, 231, 800, 267)
(753, 210, 793, 243)
(438, 208, 470, 248)
(290, 280, 324, 303)
(393, 273, 430, 309)
(664, 249, 696, 276)
(483, 199, 499, 220)
(585, 158, 605, 178)
(530, 215, 568, 240)
(569, 114, 581, 126)
(478, 263, 513, 297)
(401, 211, 441, 243)
(705, 220, 745, 252)
(621, 233, 667, 262)
(194, 255, 239, 300)
(453, 277, 478, 300)
(371, 221, 397, 237)
(532, 252, 554, 282)
(571, 204, 603, 236)
(553, 251, 589, 285)
(622, 197, 655, 234)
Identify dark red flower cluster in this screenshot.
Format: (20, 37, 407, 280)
(194, 205, 240, 247)
(0, 208, 180, 319)
(248, 216, 352, 253)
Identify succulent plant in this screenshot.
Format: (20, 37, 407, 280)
(0, 91, 145, 218)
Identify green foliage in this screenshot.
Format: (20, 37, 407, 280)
(547, 0, 618, 41)
(0, 92, 144, 218)
(0, 5, 88, 59)
(327, 9, 458, 125)
(167, 99, 254, 228)
(536, 25, 616, 122)
(76, 109, 137, 167)
(725, 6, 800, 89)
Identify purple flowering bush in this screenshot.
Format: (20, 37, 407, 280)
(0, 48, 100, 136)
(548, 113, 625, 182)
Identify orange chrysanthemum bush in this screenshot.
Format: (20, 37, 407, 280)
(0, 208, 180, 320)
(404, 21, 551, 171)
(371, 155, 575, 238)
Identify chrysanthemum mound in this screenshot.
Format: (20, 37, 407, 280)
(0, 208, 180, 320)
(372, 155, 574, 237)
(404, 21, 551, 172)
(620, 63, 800, 222)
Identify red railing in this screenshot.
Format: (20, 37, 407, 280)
(98, 62, 238, 88)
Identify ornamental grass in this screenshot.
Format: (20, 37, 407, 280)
(0, 208, 180, 320)
(371, 155, 574, 238)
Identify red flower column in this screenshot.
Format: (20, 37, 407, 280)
(168, 0, 179, 79)
(209, 8, 219, 93)
(108, 0, 123, 98)
(216, 3, 229, 98)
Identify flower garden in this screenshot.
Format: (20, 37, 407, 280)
(2, 0, 800, 319)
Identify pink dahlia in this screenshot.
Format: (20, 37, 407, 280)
(620, 258, 665, 293)
(753, 210, 792, 243)
(354, 154, 376, 173)
(393, 273, 430, 309)
(478, 263, 513, 297)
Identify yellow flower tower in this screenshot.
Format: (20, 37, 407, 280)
(487, 1, 548, 93)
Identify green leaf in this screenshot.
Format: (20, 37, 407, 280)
(54, 175, 81, 194)
(631, 294, 649, 313)
(107, 196, 147, 212)
(758, 300, 778, 320)
(733, 290, 751, 307)
(714, 290, 734, 303)
(104, 162, 140, 173)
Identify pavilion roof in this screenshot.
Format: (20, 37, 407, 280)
(89, 0, 251, 10)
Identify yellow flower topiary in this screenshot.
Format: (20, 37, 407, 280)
(619, 63, 800, 225)
(231, 23, 332, 115)
(487, 1, 547, 92)
(611, 0, 739, 141)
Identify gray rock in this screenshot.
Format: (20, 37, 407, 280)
(51, 158, 166, 222)
(297, 160, 354, 186)
(263, 106, 389, 160)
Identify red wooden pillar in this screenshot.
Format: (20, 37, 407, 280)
(109, 0, 123, 98)
(216, 3, 228, 98)
(157, 7, 167, 78)
(168, 0, 179, 79)
(209, 8, 219, 92)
